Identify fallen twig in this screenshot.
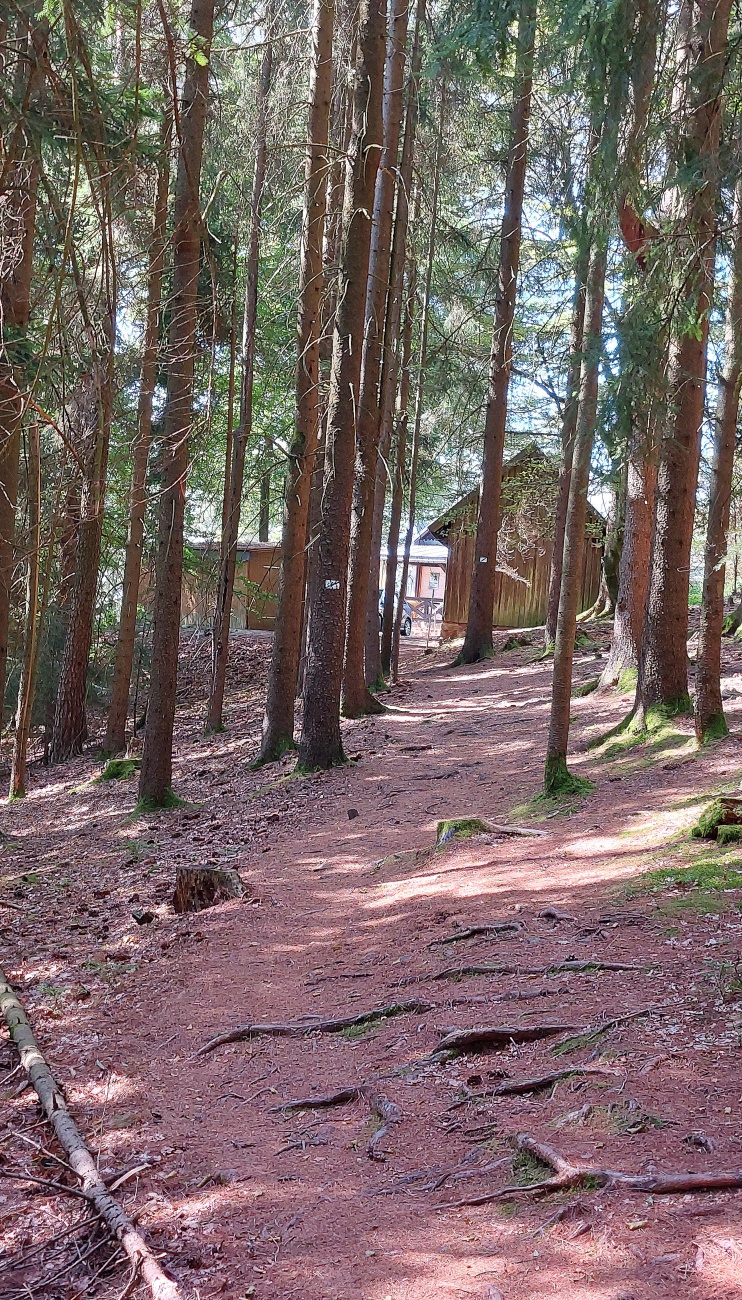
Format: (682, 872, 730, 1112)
(197, 998, 434, 1055)
(433, 959, 642, 981)
(430, 922, 524, 946)
(445, 1066, 622, 1110)
(367, 1093, 401, 1161)
(432, 1023, 579, 1055)
(0, 968, 182, 1300)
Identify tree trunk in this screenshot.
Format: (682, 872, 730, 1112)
(544, 248, 589, 650)
(104, 115, 171, 757)
(50, 300, 116, 764)
(600, 406, 659, 688)
(298, 0, 387, 769)
(0, 18, 48, 721)
(138, 0, 216, 804)
(694, 172, 742, 741)
(457, 0, 536, 665)
(260, 0, 335, 762)
(381, 252, 416, 677)
(341, 0, 410, 717)
(372, 0, 424, 683)
(391, 90, 444, 681)
(637, 0, 731, 724)
(206, 20, 272, 734)
(10, 422, 40, 799)
(544, 239, 607, 793)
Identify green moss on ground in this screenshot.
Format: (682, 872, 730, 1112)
(717, 824, 742, 845)
(512, 1149, 554, 1186)
(97, 758, 141, 782)
(630, 855, 742, 895)
(134, 788, 185, 815)
(692, 799, 731, 840)
(543, 755, 595, 799)
(435, 817, 492, 848)
(573, 677, 600, 697)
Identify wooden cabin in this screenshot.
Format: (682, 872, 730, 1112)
(426, 444, 604, 639)
(178, 541, 281, 631)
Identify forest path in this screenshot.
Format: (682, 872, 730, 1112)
(4, 627, 742, 1299)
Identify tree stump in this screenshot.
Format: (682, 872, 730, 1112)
(173, 866, 247, 913)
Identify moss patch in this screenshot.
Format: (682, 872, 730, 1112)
(134, 788, 186, 815)
(698, 712, 729, 744)
(435, 817, 492, 848)
(629, 855, 742, 896)
(512, 1149, 553, 1186)
(543, 755, 595, 799)
(97, 757, 141, 782)
(573, 677, 600, 697)
(692, 798, 742, 841)
(617, 667, 638, 694)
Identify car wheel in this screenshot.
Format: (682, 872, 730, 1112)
(402, 616, 412, 637)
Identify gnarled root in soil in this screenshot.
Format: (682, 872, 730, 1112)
(197, 998, 435, 1055)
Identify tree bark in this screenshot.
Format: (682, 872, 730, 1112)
(139, 0, 216, 804)
(260, 0, 335, 762)
(694, 172, 742, 741)
(544, 239, 607, 793)
(457, 0, 536, 665)
(637, 0, 732, 723)
(206, 19, 273, 734)
(104, 114, 171, 757)
(391, 90, 444, 681)
(600, 426, 658, 687)
(298, 0, 387, 769)
(10, 422, 40, 799)
(341, 0, 410, 717)
(373, 0, 424, 683)
(50, 306, 116, 763)
(544, 247, 589, 650)
(0, 18, 48, 721)
(381, 252, 416, 677)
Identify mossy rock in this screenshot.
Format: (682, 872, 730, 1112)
(692, 796, 742, 841)
(435, 817, 493, 848)
(97, 758, 141, 782)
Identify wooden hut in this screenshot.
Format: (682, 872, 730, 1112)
(178, 541, 281, 631)
(426, 444, 604, 639)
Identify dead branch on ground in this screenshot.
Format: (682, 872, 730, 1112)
(433, 959, 642, 981)
(197, 998, 434, 1055)
(0, 968, 182, 1300)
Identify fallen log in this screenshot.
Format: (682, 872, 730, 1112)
(433, 959, 642, 981)
(446, 1133, 742, 1206)
(197, 998, 435, 1055)
(0, 968, 181, 1300)
(432, 1023, 579, 1055)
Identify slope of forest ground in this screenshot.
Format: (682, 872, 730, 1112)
(4, 623, 742, 1299)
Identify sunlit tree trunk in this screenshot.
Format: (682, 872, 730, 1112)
(298, 0, 387, 769)
(457, 0, 536, 665)
(104, 114, 171, 756)
(139, 0, 216, 803)
(694, 172, 742, 741)
(341, 0, 409, 717)
(637, 0, 731, 724)
(206, 21, 273, 733)
(260, 0, 335, 762)
(544, 238, 607, 793)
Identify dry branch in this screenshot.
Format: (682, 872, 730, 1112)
(432, 1023, 578, 1055)
(433, 959, 642, 981)
(447, 1133, 742, 1207)
(197, 998, 434, 1055)
(0, 968, 181, 1300)
(446, 1066, 622, 1109)
(430, 922, 524, 946)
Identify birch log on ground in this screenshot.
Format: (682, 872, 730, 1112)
(0, 969, 182, 1300)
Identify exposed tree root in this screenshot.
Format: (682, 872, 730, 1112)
(446, 1133, 742, 1207)
(551, 1006, 656, 1056)
(197, 998, 435, 1055)
(432, 959, 642, 981)
(430, 922, 524, 946)
(270, 1087, 362, 1112)
(366, 1093, 401, 1161)
(432, 1023, 579, 1055)
(446, 1066, 622, 1110)
(0, 969, 182, 1300)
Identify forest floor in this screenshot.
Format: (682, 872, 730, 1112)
(4, 622, 742, 1299)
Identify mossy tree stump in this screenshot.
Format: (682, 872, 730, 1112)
(173, 866, 247, 913)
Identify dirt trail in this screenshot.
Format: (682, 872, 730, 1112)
(4, 629, 742, 1299)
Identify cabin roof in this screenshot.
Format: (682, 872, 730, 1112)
(425, 441, 604, 544)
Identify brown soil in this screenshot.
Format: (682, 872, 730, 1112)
(3, 624, 742, 1299)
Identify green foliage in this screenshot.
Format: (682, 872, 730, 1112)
(97, 758, 141, 782)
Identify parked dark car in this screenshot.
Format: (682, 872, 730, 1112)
(378, 594, 413, 637)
